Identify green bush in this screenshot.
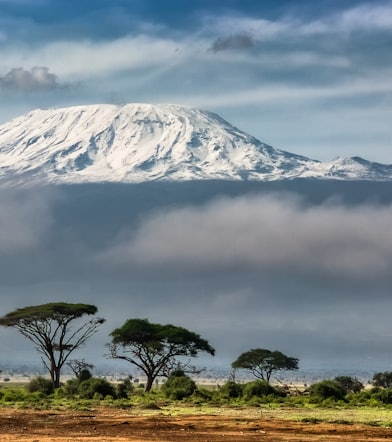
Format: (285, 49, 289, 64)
(373, 372, 392, 388)
(190, 387, 213, 403)
(372, 388, 392, 404)
(243, 380, 276, 399)
(309, 380, 345, 401)
(345, 387, 392, 406)
(77, 377, 117, 399)
(78, 369, 92, 381)
(1, 389, 27, 402)
(333, 376, 364, 394)
(220, 381, 243, 399)
(62, 378, 80, 396)
(162, 374, 196, 400)
(346, 389, 372, 405)
(27, 376, 54, 395)
(116, 378, 134, 398)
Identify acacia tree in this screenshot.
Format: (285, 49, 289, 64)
(108, 318, 215, 392)
(232, 348, 299, 382)
(0, 302, 105, 388)
(373, 372, 392, 388)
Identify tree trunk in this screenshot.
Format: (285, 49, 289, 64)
(54, 366, 61, 389)
(49, 359, 61, 389)
(145, 375, 154, 392)
(49, 359, 56, 389)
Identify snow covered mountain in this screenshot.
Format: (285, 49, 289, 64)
(0, 103, 391, 185)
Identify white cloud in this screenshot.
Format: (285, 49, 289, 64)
(0, 36, 188, 80)
(0, 66, 62, 92)
(208, 4, 392, 39)
(339, 4, 392, 32)
(167, 73, 392, 109)
(103, 195, 392, 282)
(1, 3, 391, 86)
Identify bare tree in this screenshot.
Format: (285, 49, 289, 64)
(66, 359, 95, 378)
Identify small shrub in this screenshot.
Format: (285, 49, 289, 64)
(78, 377, 117, 399)
(368, 398, 383, 407)
(346, 389, 371, 405)
(162, 374, 196, 400)
(92, 392, 103, 400)
(1, 389, 27, 402)
(53, 387, 66, 398)
(62, 378, 80, 396)
(309, 380, 345, 401)
(117, 378, 134, 399)
(78, 369, 92, 382)
(220, 381, 243, 399)
(243, 380, 276, 399)
(372, 388, 392, 404)
(190, 387, 213, 404)
(27, 376, 54, 395)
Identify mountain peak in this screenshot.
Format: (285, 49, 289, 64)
(0, 103, 391, 185)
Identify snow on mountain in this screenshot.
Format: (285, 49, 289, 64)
(0, 103, 391, 185)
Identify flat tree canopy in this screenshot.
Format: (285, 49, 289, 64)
(232, 348, 299, 382)
(0, 302, 104, 388)
(108, 318, 215, 391)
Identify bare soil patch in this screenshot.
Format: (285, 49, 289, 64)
(0, 408, 391, 441)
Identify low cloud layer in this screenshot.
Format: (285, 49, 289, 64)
(2, 189, 391, 290)
(106, 195, 392, 283)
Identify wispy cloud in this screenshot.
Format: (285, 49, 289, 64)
(0, 36, 186, 80)
(338, 4, 392, 32)
(2, 4, 392, 84)
(207, 4, 392, 39)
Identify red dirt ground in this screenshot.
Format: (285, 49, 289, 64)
(1, 408, 392, 441)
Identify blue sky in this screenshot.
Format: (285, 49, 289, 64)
(1, 0, 391, 162)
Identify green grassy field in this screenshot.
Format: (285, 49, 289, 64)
(1, 377, 392, 428)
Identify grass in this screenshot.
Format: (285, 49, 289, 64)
(257, 405, 392, 427)
(2, 380, 392, 427)
(116, 403, 392, 428)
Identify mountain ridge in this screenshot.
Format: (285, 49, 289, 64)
(0, 103, 391, 185)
